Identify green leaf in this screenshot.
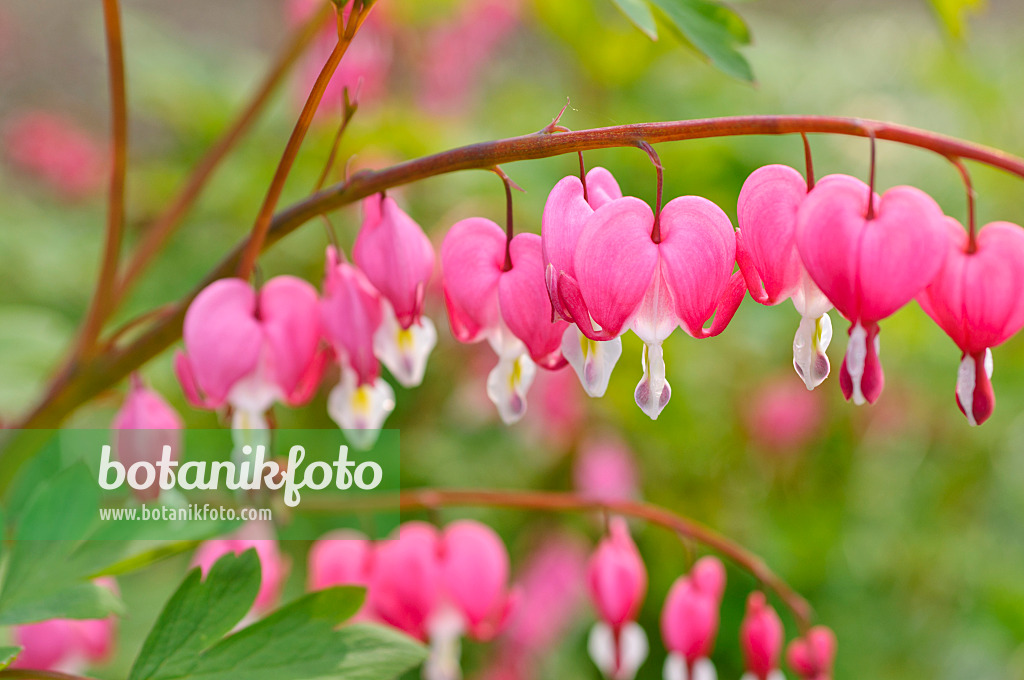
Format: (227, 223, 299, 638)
(649, 0, 754, 82)
(0, 464, 124, 624)
(611, 0, 659, 39)
(130, 551, 422, 680)
(0, 647, 21, 670)
(333, 624, 428, 680)
(128, 550, 262, 680)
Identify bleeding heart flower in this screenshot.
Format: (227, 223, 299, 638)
(308, 530, 375, 621)
(661, 556, 726, 680)
(796, 177, 947, 405)
(320, 246, 395, 447)
(739, 592, 785, 680)
(10, 579, 118, 674)
(193, 521, 285, 614)
(543, 168, 625, 397)
(787, 626, 837, 680)
(111, 374, 183, 502)
(736, 165, 835, 389)
(441, 218, 568, 423)
(355, 194, 438, 387)
(574, 435, 639, 503)
(368, 522, 441, 641)
(439, 520, 518, 642)
(3, 111, 106, 200)
(586, 517, 648, 680)
(175, 276, 326, 436)
(559, 195, 746, 419)
(917, 218, 1024, 425)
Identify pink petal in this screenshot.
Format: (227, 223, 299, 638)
(354, 195, 435, 329)
(839, 321, 884, 405)
(259, 275, 322, 402)
(736, 164, 807, 305)
(441, 218, 507, 343)
(573, 197, 659, 337)
(657, 196, 739, 337)
(320, 247, 383, 385)
(586, 517, 647, 630)
(440, 520, 512, 640)
(541, 175, 593, 320)
(368, 522, 441, 641)
(181, 278, 263, 405)
(690, 556, 726, 602)
(585, 166, 623, 210)
(739, 592, 784, 678)
(498, 233, 569, 368)
(660, 578, 719, 662)
(787, 626, 837, 678)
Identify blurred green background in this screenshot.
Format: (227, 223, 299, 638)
(3, 0, 1024, 678)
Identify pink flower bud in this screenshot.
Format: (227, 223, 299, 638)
(740, 592, 784, 679)
(586, 517, 646, 630)
(111, 375, 183, 502)
(573, 436, 638, 503)
(440, 520, 517, 641)
(354, 194, 435, 329)
(193, 522, 285, 613)
(690, 556, 726, 602)
(175, 276, 324, 411)
(787, 626, 837, 680)
(660, 577, 719, 663)
(368, 521, 441, 641)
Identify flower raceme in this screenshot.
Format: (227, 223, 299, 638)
(586, 517, 649, 680)
(557, 193, 746, 419)
(917, 218, 1024, 425)
(542, 167, 626, 398)
(795, 176, 948, 405)
(441, 218, 568, 424)
(736, 165, 835, 390)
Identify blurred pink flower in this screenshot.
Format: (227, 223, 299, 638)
(419, 0, 522, 114)
(744, 376, 824, 453)
(287, 0, 393, 114)
(111, 374, 183, 502)
(307, 529, 375, 621)
(661, 556, 726, 680)
(522, 366, 586, 451)
(787, 625, 837, 680)
(3, 111, 106, 200)
(11, 578, 118, 673)
(739, 592, 784, 680)
(574, 435, 639, 502)
(193, 521, 285, 614)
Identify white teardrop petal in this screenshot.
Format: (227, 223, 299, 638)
(486, 352, 537, 424)
(327, 372, 396, 449)
(562, 326, 622, 398)
(373, 303, 437, 388)
(635, 343, 671, 420)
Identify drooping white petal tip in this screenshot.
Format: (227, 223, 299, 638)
(635, 343, 670, 420)
(562, 326, 623, 398)
(589, 621, 648, 680)
(373, 305, 437, 388)
(327, 373, 396, 449)
(956, 348, 993, 427)
(793, 312, 832, 390)
(486, 352, 537, 424)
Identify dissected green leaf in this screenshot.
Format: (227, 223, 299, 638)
(649, 0, 754, 82)
(0, 464, 124, 624)
(611, 0, 659, 39)
(129, 550, 416, 680)
(0, 647, 21, 670)
(128, 550, 262, 680)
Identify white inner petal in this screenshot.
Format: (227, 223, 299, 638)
(617, 622, 649, 680)
(845, 322, 868, 405)
(792, 312, 832, 390)
(588, 622, 617, 679)
(562, 326, 623, 398)
(691, 658, 717, 680)
(486, 351, 537, 424)
(327, 372, 396, 449)
(664, 653, 688, 680)
(631, 265, 677, 345)
(955, 351, 992, 427)
(373, 302, 437, 388)
(423, 607, 466, 680)
(635, 343, 671, 420)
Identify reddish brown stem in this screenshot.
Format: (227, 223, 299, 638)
(236, 5, 369, 280)
(6, 115, 1024, 486)
(948, 156, 978, 252)
(76, 0, 128, 358)
(499, 169, 515, 271)
(637, 141, 664, 243)
(374, 488, 813, 631)
(866, 129, 877, 220)
(116, 3, 330, 302)
(801, 132, 815, 190)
